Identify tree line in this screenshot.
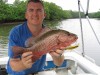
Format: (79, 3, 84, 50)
(0, 0, 100, 23)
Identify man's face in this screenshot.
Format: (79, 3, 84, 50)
(25, 2, 46, 26)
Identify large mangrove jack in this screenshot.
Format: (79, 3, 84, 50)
(12, 29, 78, 62)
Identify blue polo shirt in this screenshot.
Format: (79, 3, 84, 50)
(6, 21, 46, 75)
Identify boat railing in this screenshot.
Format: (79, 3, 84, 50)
(78, 0, 100, 57)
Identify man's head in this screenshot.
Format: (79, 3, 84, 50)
(25, 0, 46, 26)
(27, 0, 44, 7)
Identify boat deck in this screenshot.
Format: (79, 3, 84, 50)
(0, 51, 100, 75)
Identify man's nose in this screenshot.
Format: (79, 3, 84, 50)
(32, 10, 38, 16)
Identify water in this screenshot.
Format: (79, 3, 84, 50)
(0, 19, 100, 66)
(58, 19, 100, 66)
(0, 23, 16, 57)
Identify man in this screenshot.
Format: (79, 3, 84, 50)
(7, 0, 64, 75)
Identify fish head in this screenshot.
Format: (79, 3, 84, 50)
(57, 30, 78, 48)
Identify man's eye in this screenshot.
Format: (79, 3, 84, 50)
(28, 9, 34, 12)
(37, 9, 42, 12)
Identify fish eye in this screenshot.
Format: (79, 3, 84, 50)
(68, 33, 70, 36)
(67, 32, 70, 36)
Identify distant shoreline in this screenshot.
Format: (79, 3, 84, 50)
(0, 21, 24, 26)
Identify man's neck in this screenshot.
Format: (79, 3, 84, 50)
(27, 23, 43, 36)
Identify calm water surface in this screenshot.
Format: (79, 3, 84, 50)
(58, 19, 100, 66)
(0, 19, 100, 66)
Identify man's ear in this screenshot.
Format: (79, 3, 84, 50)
(44, 13, 46, 19)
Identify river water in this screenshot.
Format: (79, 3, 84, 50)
(0, 19, 100, 66)
(58, 19, 100, 66)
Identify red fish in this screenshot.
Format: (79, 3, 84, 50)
(12, 29, 78, 62)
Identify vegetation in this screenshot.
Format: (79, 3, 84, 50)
(0, 0, 100, 23)
(89, 11, 100, 18)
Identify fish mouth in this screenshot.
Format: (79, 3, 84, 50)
(59, 40, 78, 50)
(65, 41, 79, 50)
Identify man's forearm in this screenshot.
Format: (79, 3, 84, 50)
(52, 55, 64, 66)
(10, 58, 27, 72)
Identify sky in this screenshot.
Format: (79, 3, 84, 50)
(8, 0, 100, 13)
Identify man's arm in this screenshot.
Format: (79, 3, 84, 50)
(49, 49, 64, 66)
(10, 52, 33, 72)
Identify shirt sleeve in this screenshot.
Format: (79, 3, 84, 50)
(8, 27, 20, 58)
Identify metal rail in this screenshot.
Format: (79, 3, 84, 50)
(77, 0, 100, 56)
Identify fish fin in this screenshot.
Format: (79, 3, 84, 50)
(25, 37, 35, 47)
(12, 46, 25, 58)
(25, 27, 51, 47)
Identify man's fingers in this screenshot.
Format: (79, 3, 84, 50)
(22, 52, 33, 58)
(22, 52, 33, 61)
(49, 49, 64, 57)
(25, 58, 33, 63)
(21, 52, 34, 68)
(55, 49, 64, 54)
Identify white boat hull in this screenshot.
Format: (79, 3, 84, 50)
(0, 51, 100, 75)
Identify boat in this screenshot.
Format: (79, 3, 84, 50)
(0, 50, 100, 75)
(0, 0, 100, 75)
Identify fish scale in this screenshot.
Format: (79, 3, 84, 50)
(12, 29, 78, 62)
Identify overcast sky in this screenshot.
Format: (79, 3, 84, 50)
(8, 0, 100, 13)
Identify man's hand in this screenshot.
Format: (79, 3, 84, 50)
(49, 46, 66, 57)
(9, 51, 34, 72)
(21, 51, 33, 69)
(49, 47, 65, 66)
(49, 49, 64, 57)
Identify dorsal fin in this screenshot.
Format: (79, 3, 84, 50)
(25, 27, 51, 47)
